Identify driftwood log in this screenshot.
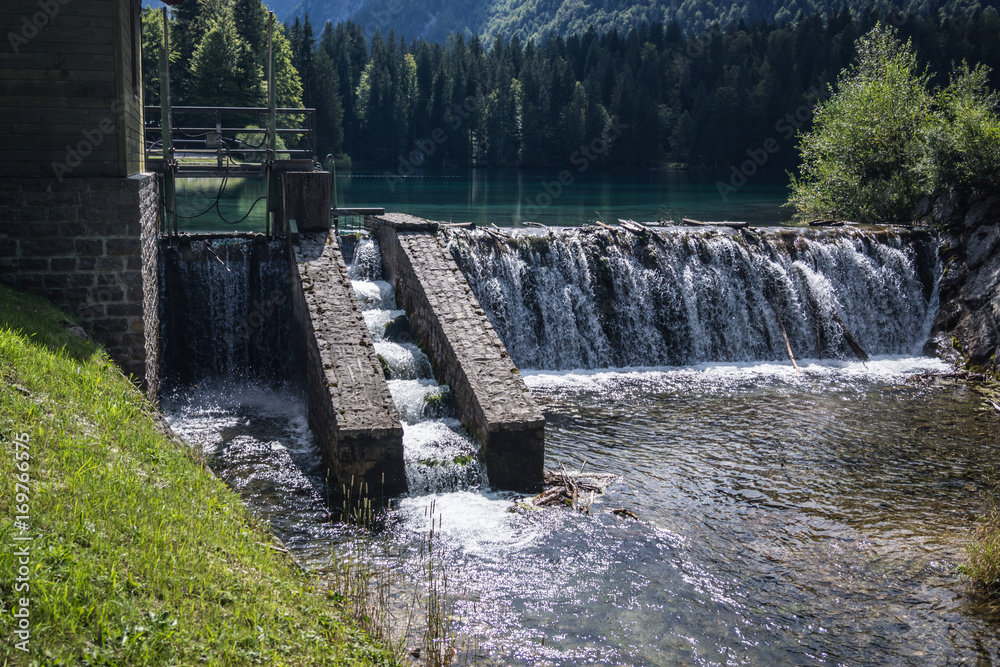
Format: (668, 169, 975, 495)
(618, 219, 650, 236)
(681, 218, 749, 229)
(528, 464, 620, 514)
(770, 303, 801, 373)
(831, 312, 870, 362)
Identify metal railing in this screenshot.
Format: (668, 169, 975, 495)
(144, 105, 317, 168)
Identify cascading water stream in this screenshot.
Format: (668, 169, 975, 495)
(159, 237, 292, 386)
(348, 237, 486, 495)
(448, 226, 940, 370)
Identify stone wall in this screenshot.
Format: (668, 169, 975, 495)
(921, 190, 1000, 375)
(289, 233, 406, 499)
(372, 213, 545, 492)
(0, 174, 160, 395)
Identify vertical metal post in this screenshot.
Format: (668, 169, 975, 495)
(266, 13, 276, 238)
(160, 7, 177, 236)
(267, 13, 276, 163)
(330, 158, 338, 210)
(310, 109, 317, 161)
(216, 108, 223, 170)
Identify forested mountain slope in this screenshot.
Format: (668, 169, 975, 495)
(285, 0, 996, 42)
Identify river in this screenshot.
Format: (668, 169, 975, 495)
(159, 221, 1000, 664)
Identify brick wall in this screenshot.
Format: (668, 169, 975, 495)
(0, 174, 160, 396)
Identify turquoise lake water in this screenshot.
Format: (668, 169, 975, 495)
(172, 169, 793, 233)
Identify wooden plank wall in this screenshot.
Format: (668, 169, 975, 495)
(0, 0, 144, 178)
(115, 0, 144, 176)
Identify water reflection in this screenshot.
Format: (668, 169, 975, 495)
(172, 169, 791, 233)
(339, 169, 792, 227)
(386, 358, 1000, 665)
(174, 176, 268, 233)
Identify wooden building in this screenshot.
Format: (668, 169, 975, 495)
(0, 0, 148, 177)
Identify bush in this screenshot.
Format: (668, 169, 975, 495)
(919, 63, 1000, 195)
(789, 24, 1000, 223)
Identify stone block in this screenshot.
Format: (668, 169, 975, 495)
(97, 257, 126, 272)
(107, 303, 143, 318)
(49, 207, 79, 223)
(74, 239, 105, 256)
(106, 238, 140, 256)
(91, 318, 129, 335)
(0, 191, 26, 207)
(24, 190, 79, 206)
(18, 207, 48, 222)
(43, 273, 72, 289)
(50, 257, 77, 272)
(19, 257, 49, 272)
(68, 273, 95, 289)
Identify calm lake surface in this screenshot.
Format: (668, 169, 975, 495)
(165, 360, 1000, 666)
(173, 169, 792, 233)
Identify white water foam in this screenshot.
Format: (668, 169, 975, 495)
(352, 280, 396, 310)
(363, 308, 407, 341)
(521, 355, 952, 391)
(450, 228, 941, 370)
(374, 341, 432, 380)
(387, 379, 452, 424)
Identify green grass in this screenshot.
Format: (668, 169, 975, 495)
(966, 506, 1000, 596)
(965, 385, 1000, 598)
(0, 285, 396, 666)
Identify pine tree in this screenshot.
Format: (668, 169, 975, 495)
(188, 7, 264, 107)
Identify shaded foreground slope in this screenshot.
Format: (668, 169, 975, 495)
(0, 285, 394, 666)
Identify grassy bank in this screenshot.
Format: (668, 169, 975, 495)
(965, 384, 1000, 598)
(0, 285, 395, 666)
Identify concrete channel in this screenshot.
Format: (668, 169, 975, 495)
(289, 213, 545, 500)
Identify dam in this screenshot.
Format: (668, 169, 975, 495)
(156, 210, 940, 502)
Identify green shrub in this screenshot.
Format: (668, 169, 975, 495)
(919, 63, 1000, 195)
(789, 24, 1000, 223)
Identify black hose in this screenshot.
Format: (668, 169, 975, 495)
(176, 168, 266, 225)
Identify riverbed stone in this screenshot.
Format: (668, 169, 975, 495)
(966, 224, 999, 270)
(290, 233, 405, 499)
(370, 213, 545, 491)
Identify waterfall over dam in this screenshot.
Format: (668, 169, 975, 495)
(447, 226, 940, 370)
(159, 236, 293, 389)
